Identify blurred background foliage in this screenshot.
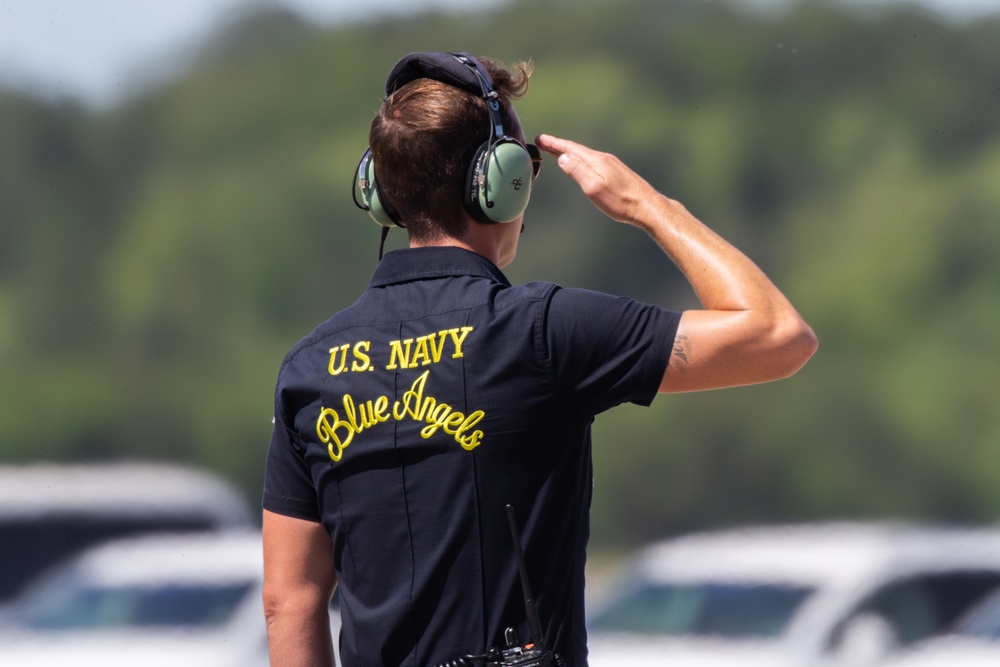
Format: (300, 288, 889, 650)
(1, 0, 999, 551)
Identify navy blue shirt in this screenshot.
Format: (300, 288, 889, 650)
(263, 246, 680, 667)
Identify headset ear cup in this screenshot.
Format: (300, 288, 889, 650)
(464, 142, 492, 223)
(468, 139, 534, 224)
(355, 150, 402, 228)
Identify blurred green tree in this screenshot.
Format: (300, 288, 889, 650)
(1, 0, 998, 549)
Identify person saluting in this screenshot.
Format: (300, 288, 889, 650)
(262, 51, 817, 667)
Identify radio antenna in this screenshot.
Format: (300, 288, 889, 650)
(505, 504, 546, 648)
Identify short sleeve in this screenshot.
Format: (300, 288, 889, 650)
(262, 402, 322, 522)
(544, 287, 680, 416)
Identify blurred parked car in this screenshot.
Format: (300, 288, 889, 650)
(586, 523, 1000, 667)
(0, 531, 271, 667)
(881, 586, 1000, 667)
(0, 462, 254, 602)
(0, 530, 343, 667)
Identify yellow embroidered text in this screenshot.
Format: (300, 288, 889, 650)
(392, 370, 484, 449)
(328, 341, 373, 375)
(315, 394, 390, 461)
(315, 370, 485, 462)
(326, 327, 474, 376)
(386, 327, 474, 370)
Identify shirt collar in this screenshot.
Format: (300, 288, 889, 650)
(368, 246, 511, 289)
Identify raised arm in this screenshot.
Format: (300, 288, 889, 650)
(263, 510, 338, 667)
(534, 133, 817, 393)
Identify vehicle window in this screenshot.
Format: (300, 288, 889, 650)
(836, 572, 1000, 647)
(956, 590, 1000, 639)
(588, 581, 814, 639)
(0, 515, 224, 603)
(14, 580, 255, 630)
(923, 572, 1000, 631)
(851, 579, 939, 645)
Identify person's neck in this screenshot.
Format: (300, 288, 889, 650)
(409, 226, 502, 267)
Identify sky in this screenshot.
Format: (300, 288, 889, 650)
(0, 0, 998, 107)
(0, 0, 502, 105)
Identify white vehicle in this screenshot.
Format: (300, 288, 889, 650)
(586, 523, 1000, 667)
(881, 586, 1000, 667)
(0, 531, 341, 667)
(0, 462, 254, 603)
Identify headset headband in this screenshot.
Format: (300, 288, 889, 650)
(386, 52, 505, 142)
(386, 51, 493, 97)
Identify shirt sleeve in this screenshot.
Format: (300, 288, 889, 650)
(262, 400, 322, 522)
(543, 286, 681, 416)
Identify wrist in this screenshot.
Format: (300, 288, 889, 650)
(631, 191, 684, 232)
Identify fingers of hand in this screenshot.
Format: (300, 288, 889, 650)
(535, 134, 641, 221)
(558, 152, 607, 195)
(535, 134, 598, 162)
(534, 133, 571, 157)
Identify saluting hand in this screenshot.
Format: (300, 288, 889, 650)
(534, 133, 660, 228)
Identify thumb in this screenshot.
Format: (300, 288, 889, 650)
(557, 152, 577, 172)
(557, 152, 604, 195)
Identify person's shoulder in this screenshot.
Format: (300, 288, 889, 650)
(278, 299, 367, 368)
(497, 282, 647, 318)
(498, 280, 561, 304)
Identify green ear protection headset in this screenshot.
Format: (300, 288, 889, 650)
(353, 52, 540, 234)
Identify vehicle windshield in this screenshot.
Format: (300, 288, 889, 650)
(12, 579, 255, 631)
(588, 581, 814, 639)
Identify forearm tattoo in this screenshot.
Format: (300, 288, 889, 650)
(672, 334, 690, 366)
